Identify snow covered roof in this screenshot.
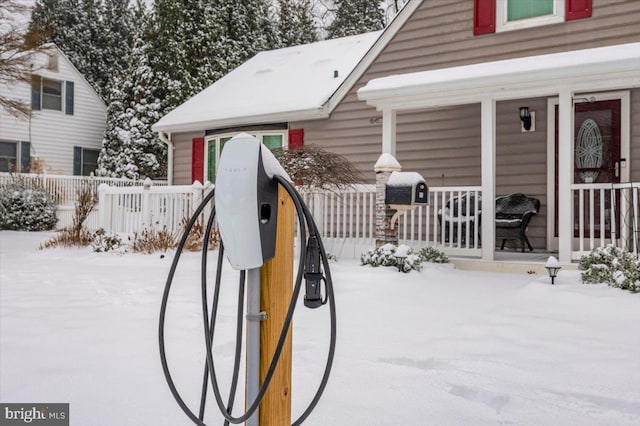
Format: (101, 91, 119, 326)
(153, 31, 382, 133)
(358, 42, 640, 110)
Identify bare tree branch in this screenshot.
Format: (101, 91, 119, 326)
(0, 0, 48, 118)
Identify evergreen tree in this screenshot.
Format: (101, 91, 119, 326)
(27, 0, 135, 100)
(98, 3, 165, 180)
(326, 0, 384, 39)
(277, 0, 318, 47)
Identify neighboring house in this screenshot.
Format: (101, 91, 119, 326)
(154, 0, 640, 264)
(0, 44, 106, 176)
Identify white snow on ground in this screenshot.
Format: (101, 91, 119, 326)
(1, 231, 639, 426)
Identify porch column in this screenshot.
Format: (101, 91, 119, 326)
(481, 99, 496, 261)
(382, 109, 397, 156)
(558, 90, 574, 263)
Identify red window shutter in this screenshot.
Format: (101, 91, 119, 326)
(191, 137, 204, 184)
(288, 129, 304, 149)
(474, 0, 496, 35)
(566, 0, 592, 21)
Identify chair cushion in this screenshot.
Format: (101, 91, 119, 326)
(495, 218, 522, 228)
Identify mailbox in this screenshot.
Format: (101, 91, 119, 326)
(385, 171, 429, 205)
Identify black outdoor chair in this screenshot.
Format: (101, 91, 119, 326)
(495, 193, 540, 252)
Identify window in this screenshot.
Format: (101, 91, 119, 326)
(497, 0, 564, 32)
(0, 141, 30, 173)
(42, 78, 63, 111)
(474, 0, 592, 35)
(73, 147, 99, 176)
(205, 132, 287, 181)
(0, 142, 17, 172)
(31, 76, 74, 114)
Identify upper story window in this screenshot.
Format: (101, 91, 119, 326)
(42, 78, 62, 110)
(497, 0, 564, 32)
(474, 0, 592, 35)
(31, 76, 74, 115)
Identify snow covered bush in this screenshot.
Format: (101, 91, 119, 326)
(361, 244, 422, 273)
(417, 246, 449, 264)
(578, 244, 640, 292)
(91, 229, 126, 253)
(0, 181, 57, 231)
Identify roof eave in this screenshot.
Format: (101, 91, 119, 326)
(324, 0, 424, 114)
(358, 53, 640, 111)
(152, 106, 330, 134)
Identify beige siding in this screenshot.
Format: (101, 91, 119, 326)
(0, 49, 106, 175)
(290, 0, 640, 250)
(172, 131, 204, 185)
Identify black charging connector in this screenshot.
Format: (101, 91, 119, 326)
(304, 236, 325, 309)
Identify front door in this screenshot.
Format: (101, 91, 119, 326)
(553, 98, 622, 242)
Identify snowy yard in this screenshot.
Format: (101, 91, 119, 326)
(1, 231, 639, 426)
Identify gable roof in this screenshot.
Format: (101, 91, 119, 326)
(153, 0, 424, 134)
(152, 31, 382, 133)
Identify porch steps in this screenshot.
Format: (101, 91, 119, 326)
(451, 256, 578, 275)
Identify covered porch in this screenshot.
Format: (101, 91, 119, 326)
(357, 42, 640, 264)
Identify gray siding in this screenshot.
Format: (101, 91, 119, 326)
(631, 89, 640, 181)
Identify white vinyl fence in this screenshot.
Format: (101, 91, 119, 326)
(98, 181, 212, 234)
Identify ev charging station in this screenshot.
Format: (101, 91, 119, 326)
(159, 133, 336, 426)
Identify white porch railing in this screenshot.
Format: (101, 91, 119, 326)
(300, 185, 483, 259)
(98, 181, 212, 234)
(571, 182, 640, 259)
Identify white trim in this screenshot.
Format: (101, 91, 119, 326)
(153, 107, 327, 134)
(481, 98, 496, 262)
(557, 90, 574, 263)
(358, 43, 640, 111)
(496, 0, 565, 33)
(546, 90, 631, 251)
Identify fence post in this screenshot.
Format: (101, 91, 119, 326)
(192, 180, 204, 221)
(98, 183, 109, 230)
(142, 178, 153, 228)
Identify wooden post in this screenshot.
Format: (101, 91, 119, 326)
(258, 185, 294, 426)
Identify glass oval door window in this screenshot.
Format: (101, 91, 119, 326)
(576, 118, 602, 183)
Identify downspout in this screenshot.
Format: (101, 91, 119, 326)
(158, 131, 174, 185)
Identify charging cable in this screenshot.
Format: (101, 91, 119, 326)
(159, 176, 336, 425)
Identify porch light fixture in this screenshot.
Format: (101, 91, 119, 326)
(519, 106, 532, 131)
(545, 256, 561, 285)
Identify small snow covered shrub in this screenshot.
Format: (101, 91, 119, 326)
(417, 246, 449, 264)
(0, 180, 57, 231)
(91, 228, 126, 253)
(578, 244, 640, 292)
(360, 244, 422, 273)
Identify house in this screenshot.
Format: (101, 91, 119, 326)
(154, 0, 640, 264)
(0, 44, 107, 176)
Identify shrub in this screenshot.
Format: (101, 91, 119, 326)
(417, 246, 449, 264)
(129, 226, 177, 254)
(179, 217, 220, 252)
(578, 244, 640, 292)
(361, 244, 422, 273)
(40, 184, 96, 248)
(0, 180, 57, 231)
(91, 228, 126, 253)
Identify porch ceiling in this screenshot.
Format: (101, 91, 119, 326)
(358, 42, 640, 110)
